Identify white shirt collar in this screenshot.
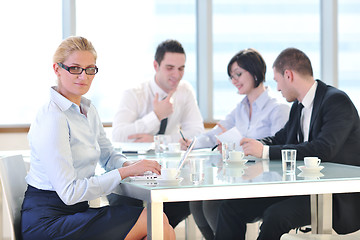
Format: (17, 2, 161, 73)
(150, 77, 167, 99)
(301, 81, 318, 108)
(50, 86, 91, 114)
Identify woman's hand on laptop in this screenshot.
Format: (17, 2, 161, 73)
(118, 159, 161, 179)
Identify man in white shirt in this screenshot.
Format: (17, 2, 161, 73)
(112, 39, 204, 143)
(110, 40, 204, 227)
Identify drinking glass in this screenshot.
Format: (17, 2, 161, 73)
(190, 157, 204, 185)
(281, 149, 297, 173)
(222, 142, 236, 162)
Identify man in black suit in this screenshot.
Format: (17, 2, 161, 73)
(214, 48, 360, 240)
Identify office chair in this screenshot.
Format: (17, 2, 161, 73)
(0, 155, 27, 240)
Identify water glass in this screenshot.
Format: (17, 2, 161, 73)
(222, 142, 236, 162)
(281, 149, 297, 173)
(190, 158, 204, 185)
(154, 135, 168, 155)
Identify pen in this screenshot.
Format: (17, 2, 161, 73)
(122, 151, 138, 155)
(179, 130, 189, 148)
(179, 130, 186, 142)
(211, 144, 219, 151)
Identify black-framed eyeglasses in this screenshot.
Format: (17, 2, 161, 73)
(57, 62, 98, 75)
(229, 72, 242, 81)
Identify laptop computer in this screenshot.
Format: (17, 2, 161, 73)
(130, 137, 197, 181)
(176, 136, 197, 171)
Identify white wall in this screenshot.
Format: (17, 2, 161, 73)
(0, 133, 29, 151)
(0, 127, 114, 151)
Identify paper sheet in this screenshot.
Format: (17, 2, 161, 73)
(215, 127, 243, 150)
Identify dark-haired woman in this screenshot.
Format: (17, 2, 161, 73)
(181, 48, 290, 239)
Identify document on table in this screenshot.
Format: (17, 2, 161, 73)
(215, 127, 243, 151)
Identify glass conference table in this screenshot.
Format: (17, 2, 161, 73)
(114, 149, 360, 240)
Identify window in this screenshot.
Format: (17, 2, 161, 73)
(0, 0, 355, 127)
(0, 0, 196, 125)
(338, 0, 360, 110)
(76, 0, 196, 122)
(0, 1, 62, 125)
(212, 0, 320, 119)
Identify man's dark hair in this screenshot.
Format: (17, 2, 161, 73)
(273, 47, 313, 77)
(227, 48, 267, 88)
(154, 39, 186, 65)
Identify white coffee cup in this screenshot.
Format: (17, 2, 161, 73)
(304, 157, 321, 168)
(161, 168, 178, 180)
(167, 143, 180, 153)
(228, 151, 245, 161)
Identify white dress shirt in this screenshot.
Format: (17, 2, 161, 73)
(262, 81, 317, 158)
(112, 79, 204, 142)
(26, 87, 126, 205)
(300, 81, 317, 142)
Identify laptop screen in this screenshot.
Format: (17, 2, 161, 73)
(177, 137, 197, 171)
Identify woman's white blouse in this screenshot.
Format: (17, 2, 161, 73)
(195, 87, 290, 149)
(26, 87, 127, 205)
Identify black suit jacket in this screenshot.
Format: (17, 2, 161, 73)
(261, 80, 360, 234)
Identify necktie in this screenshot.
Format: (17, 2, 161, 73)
(157, 118, 168, 135)
(157, 95, 168, 135)
(297, 103, 304, 143)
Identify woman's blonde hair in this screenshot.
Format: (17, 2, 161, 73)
(53, 36, 97, 64)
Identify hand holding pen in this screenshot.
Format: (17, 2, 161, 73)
(179, 130, 191, 150)
(211, 123, 227, 151)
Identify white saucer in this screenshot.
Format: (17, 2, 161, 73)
(298, 165, 324, 174)
(298, 172, 324, 179)
(226, 159, 248, 165)
(156, 177, 183, 186)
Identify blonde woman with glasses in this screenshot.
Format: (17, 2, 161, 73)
(21, 36, 175, 240)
